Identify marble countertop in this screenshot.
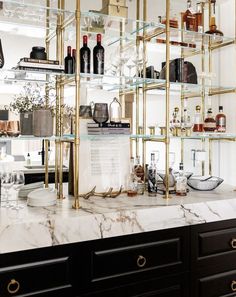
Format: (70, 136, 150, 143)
(1, 184, 236, 254)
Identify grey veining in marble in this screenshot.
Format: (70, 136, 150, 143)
(1, 184, 236, 254)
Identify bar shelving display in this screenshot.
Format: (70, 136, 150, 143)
(0, 0, 235, 205)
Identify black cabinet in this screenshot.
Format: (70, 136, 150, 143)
(0, 245, 76, 297)
(191, 219, 236, 297)
(2, 219, 236, 297)
(80, 273, 189, 297)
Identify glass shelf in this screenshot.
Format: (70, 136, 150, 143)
(1, 133, 235, 142)
(62, 133, 236, 141)
(1, 69, 235, 97)
(0, 69, 73, 85)
(0, 0, 74, 36)
(0, 135, 62, 141)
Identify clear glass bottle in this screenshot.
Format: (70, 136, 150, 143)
(204, 108, 216, 132)
(195, 2, 203, 33)
(148, 153, 157, 197)
(170, 107, 180, 128)
(134, 156, 144, 182)
(216, 106, 226, 132)
(127, 157, 138, 197)
(134, 156, 145, 195)
(109, 97, 122, 124)
(176, 163, 187, 196)
(181, 108, 192, 129)
(193, 105, 204, 132)
(182, 0, 197, 31)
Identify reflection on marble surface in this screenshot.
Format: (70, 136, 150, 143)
(1, 184, 236, 254)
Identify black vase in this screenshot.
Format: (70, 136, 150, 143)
(0, 39, 4, 68)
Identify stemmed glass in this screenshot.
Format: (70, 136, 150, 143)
(12, 171, 25, 210)
(1, 171, 14, 208)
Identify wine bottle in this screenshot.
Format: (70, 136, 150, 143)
(93, 34, 104, 75)
(65, 46, 74, 74)
(80, 36, 90, 74)
(72, 49, 76, 74)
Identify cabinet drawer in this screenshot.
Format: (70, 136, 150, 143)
(92, 238, 181, 281)
(199, 227, 236, 257)
(0, 257, 73, 297)
(199, 269, 236, 297)
(87, 227, 189, 287)
(81, 273, 189, 297)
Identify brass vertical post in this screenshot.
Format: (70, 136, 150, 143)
(164, 0, 171, 199)
(45, 0, 50, 188)
(208, 0, 213, 176)
(135, 0, 140, 158)
(119, 20, 125, 118)
(58, 0, 65, 199)
(73, 0, 81, 209)
(209, 139, 212, 175)
(55, 0, 62, 191)
(142, 0, 147, 170)
(180, 16, 185, 164)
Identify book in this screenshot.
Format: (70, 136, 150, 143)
(16, 66, 64, 74)
(17, 61, 64, 70)
(20, 57, 59, 65)
(87, 122, 130, 128)
(87, 127, 131, 135)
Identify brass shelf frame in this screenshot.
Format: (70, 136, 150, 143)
(40, 0, 236, 207)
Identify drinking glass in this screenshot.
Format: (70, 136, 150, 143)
(1, 171, 14, 208)
(12, 171, 25, 210)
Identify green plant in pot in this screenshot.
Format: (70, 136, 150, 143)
(9, 83, 55, 137)
(32, 85, 55, 138)
(9, 83, 37, 135)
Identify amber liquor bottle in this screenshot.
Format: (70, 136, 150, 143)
(193, 105, 204, 132)
(182, 0, 197, 31)
(205, 16, 223, 36)
(204, 108, 216, 132)
(216, 106, 226, 132)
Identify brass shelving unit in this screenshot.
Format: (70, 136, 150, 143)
(0, 0, 235, 206)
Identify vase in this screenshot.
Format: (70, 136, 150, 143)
(0, 39, 4, 68)
(33, 109, 53, 137)
(20, 112, 33, 135)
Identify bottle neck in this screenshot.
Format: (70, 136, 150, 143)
(67, 47, 72, 56)
(97, 34, 102, 46)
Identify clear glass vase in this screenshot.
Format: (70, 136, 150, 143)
(109, 97, 121, 124)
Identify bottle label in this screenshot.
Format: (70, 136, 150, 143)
(176, 180, 187, 194)
(217, 117, 226, 127)
(204, 122, 216, 129)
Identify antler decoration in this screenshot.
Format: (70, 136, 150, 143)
(80, 186, 124, 200)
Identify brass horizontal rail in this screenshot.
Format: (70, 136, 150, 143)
(142, 137, 166, 143)
(211, 40, 235, 51)
(141, 28, 166, 41)
(209, 138, 236, 142)
(144, 83, 166, 91)
(209, 88, 236, 96)
(184, 92, 202, 99)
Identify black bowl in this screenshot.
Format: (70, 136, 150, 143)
(30, 46, 47, 60)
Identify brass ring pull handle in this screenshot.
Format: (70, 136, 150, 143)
(231, 238, 236, 249)
(231, 280, 236, 292)
(7, 279, 20, 294)
(137, 255, 147, 268)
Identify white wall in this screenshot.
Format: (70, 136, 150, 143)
(1, 0, 236, 185)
